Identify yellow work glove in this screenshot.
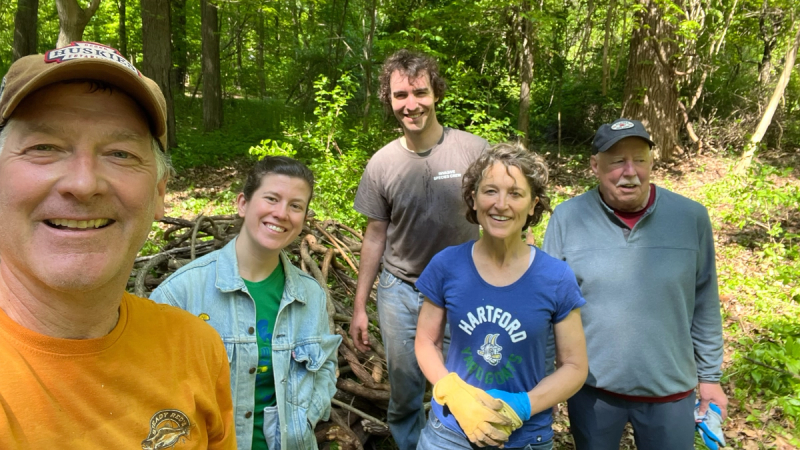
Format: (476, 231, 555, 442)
(495, 400, 524, 436)
(433, 372, 512, 446)
(485, 389, 530, 436)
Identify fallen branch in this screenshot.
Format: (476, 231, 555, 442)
(331, 398, 388, 428)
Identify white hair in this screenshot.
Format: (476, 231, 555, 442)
(0, 119, 171, 182)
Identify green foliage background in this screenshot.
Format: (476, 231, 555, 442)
(1, 0, 799, 445)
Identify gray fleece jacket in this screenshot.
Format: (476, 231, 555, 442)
(543, 186, 723, 396)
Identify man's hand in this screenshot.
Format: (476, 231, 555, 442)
(698, 382, 728, 421)
(350, 218, 388, 354)
(349, 308, 371, 353)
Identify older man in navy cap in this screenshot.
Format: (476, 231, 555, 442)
(542, 119, 727, 449)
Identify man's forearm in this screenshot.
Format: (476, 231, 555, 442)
(353, 222, 387, 312)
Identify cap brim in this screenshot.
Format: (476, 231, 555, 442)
(3, 58, 166, 147)
(595, 134, 655, 153)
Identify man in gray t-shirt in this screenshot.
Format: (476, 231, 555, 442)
(349, 49, 488, 450)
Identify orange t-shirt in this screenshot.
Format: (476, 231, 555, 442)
(0, 293, 236, 450)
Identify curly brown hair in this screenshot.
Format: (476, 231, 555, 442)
(462, 142, 552, 230)
(378, 49, 447, 108)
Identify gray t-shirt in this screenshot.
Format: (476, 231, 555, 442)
(354, 128, 488, 283)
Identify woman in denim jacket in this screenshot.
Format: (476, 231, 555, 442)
(151, 156, 341, 450)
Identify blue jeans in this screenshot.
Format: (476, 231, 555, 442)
(568, 385, 696, 450)
(377, 269, 449, 450)
(418, 413, 553, 450)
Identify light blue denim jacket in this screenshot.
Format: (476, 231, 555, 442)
(150, 238, 341, 450)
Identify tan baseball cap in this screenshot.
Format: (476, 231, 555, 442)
(0, 41, 167, 150)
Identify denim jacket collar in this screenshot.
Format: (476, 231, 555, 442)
(214, 237, 307, 305)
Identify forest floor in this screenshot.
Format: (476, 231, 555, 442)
(159, 149, 800, 450)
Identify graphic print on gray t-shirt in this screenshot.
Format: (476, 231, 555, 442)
(354, 127, 489, 283)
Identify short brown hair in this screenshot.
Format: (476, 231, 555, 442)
(462, 142, 552, 230)
(378, 49, 447, 108)
(243, 156, 315, 209)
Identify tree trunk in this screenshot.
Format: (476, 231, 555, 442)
(141, 0, 176, 149)
(601, 0, 615, 96)
(759, 37, 776, 86)
(678, 100, 701, 152)
(360, 0, 376, 132)
(290, 0, 301, 51)
(757, 0, 782, 86)
(621, 0, 680, 161)
(735, 21, 800, 174)
(712, 0, 738, 57)
(327, 0, 337, 62)
(13, 0, 39, 61)
(510, 0, 534, 146)
(577, 0, 596, 73)
(679, 0, 737, 151)
(117, 0, 127, 58)
(333, 0, 350, 71)
(201, 0, 223, 131)
(256, 9, 266, 100)
(273, 7, 280, 59)
(613, 3, 628, 78)
(517, 11, 534, 146)
(171, 0, 188, 95)
(55, 0, 102, 48)
(234, 4, 243, 96)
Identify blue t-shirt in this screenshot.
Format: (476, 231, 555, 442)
(416, 241, 585, 446)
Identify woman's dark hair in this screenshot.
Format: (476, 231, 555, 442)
(462, 142, 552, 230)
(242, 156, 315, 207)
(378, 49, 447, 108)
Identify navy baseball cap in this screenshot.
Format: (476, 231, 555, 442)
(591, 118, 655, 154)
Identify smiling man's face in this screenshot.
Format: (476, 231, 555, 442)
(0, 82, 166, 294)
(389, 70, 439, 139)
(590, 137, 653, 212)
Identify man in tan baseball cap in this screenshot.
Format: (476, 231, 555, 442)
(0, 41, 236, 449)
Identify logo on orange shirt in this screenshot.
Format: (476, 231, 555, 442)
(141, 409, 192, 449)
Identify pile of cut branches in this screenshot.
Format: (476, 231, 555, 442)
(131, 215, 392, 450)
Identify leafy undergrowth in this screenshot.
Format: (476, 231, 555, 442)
(651, 152, 799, 449)
(152, 150, 799, 449)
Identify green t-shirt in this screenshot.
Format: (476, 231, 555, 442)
(243, 261, 285, 450)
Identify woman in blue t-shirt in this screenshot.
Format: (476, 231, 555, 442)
(415, 143, 588, 450)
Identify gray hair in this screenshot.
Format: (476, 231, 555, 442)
(151, 136, 172, 182)
(0, 119, 171, 182)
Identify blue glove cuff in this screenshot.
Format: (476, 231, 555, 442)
(485, 389, 531, 421)
(697, 427, 721, 450)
